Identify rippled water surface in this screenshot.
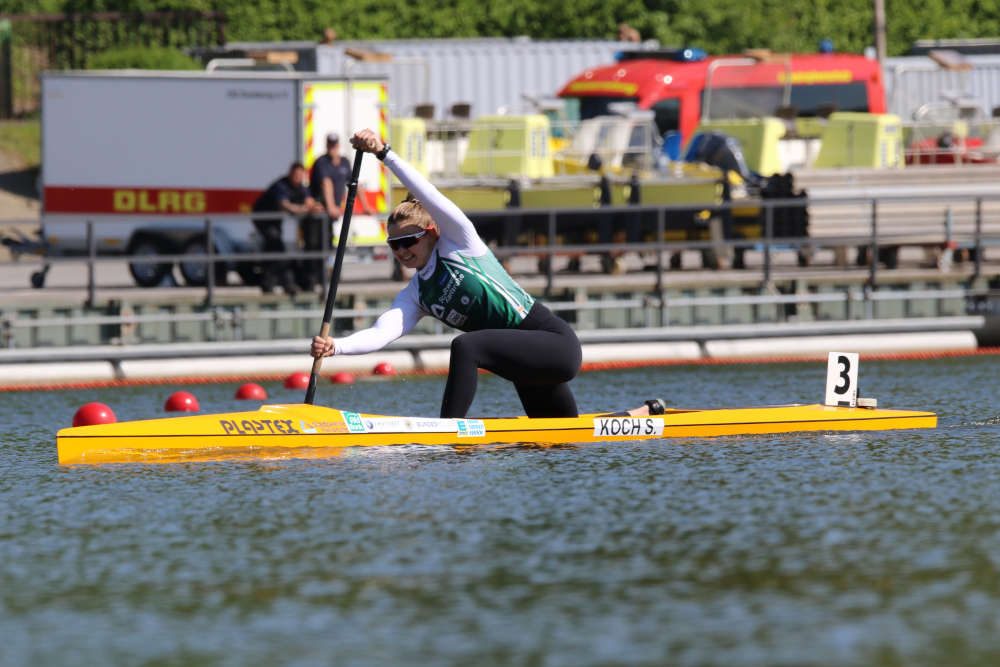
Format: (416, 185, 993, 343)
(1, 357, 998, 666)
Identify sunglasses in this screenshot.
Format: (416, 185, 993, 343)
(387, 230, 427, 251)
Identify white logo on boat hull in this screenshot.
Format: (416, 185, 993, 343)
(342, 411, 366, 433)
(337, 415, 487, 436)
(593, 417, 663, 437)
(456, 419, 486, 438)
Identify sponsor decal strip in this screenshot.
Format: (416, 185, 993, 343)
(339, 412, 485, 436)
(44, 186, 261, 215)
(44, 186, 385, 217)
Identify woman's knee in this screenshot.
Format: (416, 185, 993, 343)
(449, 333, 479, 363)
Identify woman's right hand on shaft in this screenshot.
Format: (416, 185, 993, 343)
(350, 129, 384, 155)
(311, 335, 335, 358)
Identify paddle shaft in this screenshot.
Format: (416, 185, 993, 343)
(305, 149, 365, 404)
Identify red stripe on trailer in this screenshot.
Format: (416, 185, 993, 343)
(44, 186, 262, 215)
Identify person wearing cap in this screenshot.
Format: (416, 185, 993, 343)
(310, 129, 584, 419)
(310, 133, 353, 222)
(303, 133, 357, 290)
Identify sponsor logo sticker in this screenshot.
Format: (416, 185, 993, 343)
(592, 417, 664, 438)
(219, 418, 300, 435)
(456, 419, 486, 438)
(341, 411, 367, 433)
(299, 420, 350, 434)
(445, 309, 468, 327)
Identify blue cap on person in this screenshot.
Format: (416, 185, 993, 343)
(326, 132, 339, 145)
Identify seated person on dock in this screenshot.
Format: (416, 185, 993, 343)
(252, 162, 324, 295)
(311, 129, 583, 419)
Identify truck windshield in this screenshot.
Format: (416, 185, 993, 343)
(703, 87, 785, 120)
(790, 82, 870, 116)
(702, 83, 871, 120)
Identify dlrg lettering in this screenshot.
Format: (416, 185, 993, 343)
(113, 189, 207, 213)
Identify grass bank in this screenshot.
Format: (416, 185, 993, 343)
(0, 119, 40, 168)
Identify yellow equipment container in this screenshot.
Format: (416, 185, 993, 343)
(460, 115, 555, 178)
(389, 117, 429, 176)
(813, 112, 905, 169)
(431, 183, 512, 211)
(519, 180, 603, 208)
(694, 118, 787, 177)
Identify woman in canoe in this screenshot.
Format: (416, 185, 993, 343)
(310, 129, 582, 419)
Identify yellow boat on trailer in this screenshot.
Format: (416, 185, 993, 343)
(56, 402, 936, 465)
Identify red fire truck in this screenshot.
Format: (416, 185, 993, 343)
(557, 48, 888, 147)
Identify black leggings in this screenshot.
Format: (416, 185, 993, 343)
(440, 302, 582, 419)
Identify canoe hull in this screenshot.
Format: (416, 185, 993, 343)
(55, 403, 937, 464)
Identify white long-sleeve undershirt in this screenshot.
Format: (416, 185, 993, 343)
(333, 280, 422, 355)
(334, 149, 488, 356)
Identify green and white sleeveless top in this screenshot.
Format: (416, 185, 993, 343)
(334, 150, 535, 356)
(416, 248, 533, 331)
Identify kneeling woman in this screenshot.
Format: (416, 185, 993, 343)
(311, 129, 581, 418)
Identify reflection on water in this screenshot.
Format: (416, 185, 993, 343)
(0, 356, 998, 666)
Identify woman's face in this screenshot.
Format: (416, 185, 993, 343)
(386, 221, 437, 270)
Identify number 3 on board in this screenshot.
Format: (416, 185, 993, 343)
(824, 352, 859, 407)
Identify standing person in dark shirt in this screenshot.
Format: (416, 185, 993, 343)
(303, 133, 354, 290)
(252, 162, 323, 295)
(310, 133, 353, 220)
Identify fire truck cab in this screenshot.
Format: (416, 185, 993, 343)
(557, 48, 887, 150)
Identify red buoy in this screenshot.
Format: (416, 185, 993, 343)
(73, 402, 117, 427)
(331, 371, 355, 384)
(235, 383, 268, 400)
(372, 361, 397, 377)
(284, 371, 310, 390)
(164, 391, 200, 412)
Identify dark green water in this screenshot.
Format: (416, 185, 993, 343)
(1, 357, 998, 666)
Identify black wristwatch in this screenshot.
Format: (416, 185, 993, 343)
(375, 143, 391, 161)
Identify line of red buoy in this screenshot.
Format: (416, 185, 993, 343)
(19, 347, 999, 396)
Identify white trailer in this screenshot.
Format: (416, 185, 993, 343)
(40, 70, 389, 287)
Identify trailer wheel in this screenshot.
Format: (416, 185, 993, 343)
(128, 236, 174, 288)
(179, 236, 227, 287)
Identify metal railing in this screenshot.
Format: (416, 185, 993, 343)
(2, 276, 994, 351)
(3, 189, 998, 302)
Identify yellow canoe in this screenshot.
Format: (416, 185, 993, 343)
(56, 402, 937, 465)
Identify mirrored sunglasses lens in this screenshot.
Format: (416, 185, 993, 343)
(387, 232, 423, 251)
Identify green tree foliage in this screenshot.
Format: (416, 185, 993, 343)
(2, 0, 1000, 56)
(88, 45, 201, 69)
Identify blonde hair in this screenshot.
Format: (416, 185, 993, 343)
(388, 195, 434, 230)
